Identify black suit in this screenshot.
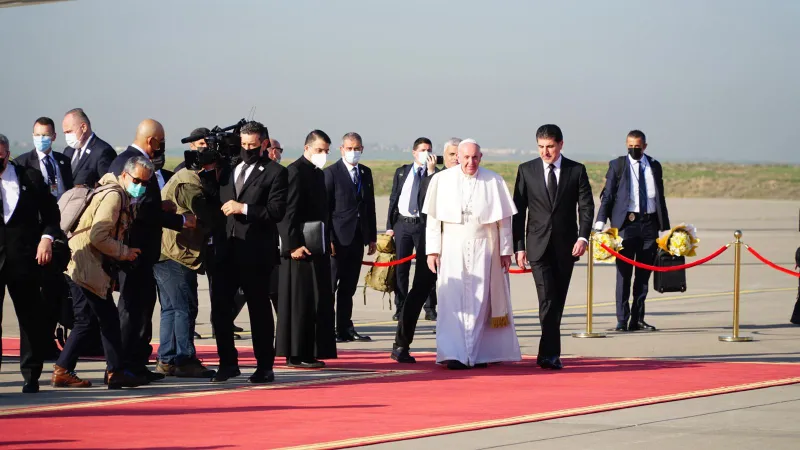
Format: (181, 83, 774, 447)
(212, 157, 287, 370)
(0, 162, 61, 382)
(158, 169, 174, 189)
(513, 156, 594, 358)
(109, 147, 185, 372)
(324, 159, 377, 334)
(386, 164, 437, 313)
(595, 155, 670, 325)
(394, 171, 437, 349)
(63, 134, 117, 187)
(15, 149, 74, 194)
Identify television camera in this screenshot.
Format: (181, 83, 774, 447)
(180, 119, 247, 170)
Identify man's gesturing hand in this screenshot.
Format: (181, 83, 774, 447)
(515, 251, 527, 270)
(221, 200, 245, 216)
(572, 239, 588, 257)
(427, 254, 440, 274)
(291, 246, 311, 260)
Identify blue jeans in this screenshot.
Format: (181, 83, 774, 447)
(154, 259, 198, 365)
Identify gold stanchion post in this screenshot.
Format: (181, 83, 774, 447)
(573, 233, 606, 338)
(719, 230, 753, 342)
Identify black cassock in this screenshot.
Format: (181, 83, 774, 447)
(276, 156, 338, 360)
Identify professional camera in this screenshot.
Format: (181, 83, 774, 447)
(180, 119, 247, 170)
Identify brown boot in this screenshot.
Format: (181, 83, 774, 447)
(52, 365, 92, 388)
(107, 370, 147, 390)
(174, 359, 216, 378)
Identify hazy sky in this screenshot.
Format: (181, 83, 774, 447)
(1, 0, 799, 162)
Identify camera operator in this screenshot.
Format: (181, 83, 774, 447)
(210, 121, 288, 383)
(153, 146, 222, 378)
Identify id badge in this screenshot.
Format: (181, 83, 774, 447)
(50, 184, 58, 196)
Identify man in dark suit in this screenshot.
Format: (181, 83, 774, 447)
(61, 108, 117, 187)
(392, 137, 461, 363)
(16, 117, 74, 359)
(513, 124, 594, 370)
(386, 137, 438, 321)
(324, 132, 377, 342)
(0, 134, 62, 393)
(108, 119, 194, 382)
(595, 130, 670, 332)
(210, 121, 288, 383)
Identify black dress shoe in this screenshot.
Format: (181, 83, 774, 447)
(614, 321, 628, 332)
(143, 369, 166, 382)
(350, 329, 371, 341)
(425, 310, 438, 321)
(474, 363, 488, 369)
(390, 347, 416, 363)
(537, 356, 563, 370)
(630, 321, 657, 331)
(233, 325, 244, 333)
(392, 311, 401, 321)
(287, 358, 326, 369)
(22, 381, 40, 393)
(790, 317, 800, 325)
(445, 360, 470, 370)
(248, 369, 275, 383)
(193, 331, 202, 339)
(211, 366, 241, 382)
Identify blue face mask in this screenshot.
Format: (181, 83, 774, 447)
(33, 135, 52, 153)
(126, 181, 147, 198)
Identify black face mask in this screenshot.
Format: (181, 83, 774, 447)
(628, 147, 644, 160)
(197, 148, 219, 166)
(151, 153, 166, 171)
(240, 147, 261, 165)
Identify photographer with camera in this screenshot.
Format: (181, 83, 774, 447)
(153, 145, 223, 378)
(210, 121, 288, 383)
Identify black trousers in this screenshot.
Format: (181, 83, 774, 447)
(530, 241, 576, 358)
(211, 242, 275, 370)
(394, 219, 436, 312)
(331, 240, 365, 333)
(117, 263, 157, 372)
(40, 270, 68, 355)
(615, 216, 657, 324)
(268, 264, 279, 315)
(0, 268, 45, 382)
(792, 277, 800, 323)
(394, 250, 437, 349)
(56, 278, 125, 372)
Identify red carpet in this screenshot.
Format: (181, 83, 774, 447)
(2, 338, 800, 449)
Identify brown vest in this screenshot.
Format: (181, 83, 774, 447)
(160, 169, 206, 270)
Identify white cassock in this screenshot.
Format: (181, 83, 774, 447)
(423, 166, 522, 366)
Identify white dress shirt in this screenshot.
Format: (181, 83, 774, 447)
(71, 132, 96, 163)
(155, 170, 166, 190)
(397, 162, 426, 218)
(538, 154, 588, 245)
(37, 150, 66, 198)
(234, 161, 258, 216)
(342, 159, 359, 183)
(1, 164, 52, 241)
(627, 155, 656, 214)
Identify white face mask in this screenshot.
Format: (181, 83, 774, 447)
(416, 151, 430, 165)
(65, 132, 81, 149)
(310, 152, 327, 169)
(344, 150, 361, 165)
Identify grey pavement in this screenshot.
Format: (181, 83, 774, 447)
(2, 197, 800, 449)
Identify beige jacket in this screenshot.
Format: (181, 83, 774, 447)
(67, 173, 132, 298)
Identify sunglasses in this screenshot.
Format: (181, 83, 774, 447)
(129, 175, 151, 186)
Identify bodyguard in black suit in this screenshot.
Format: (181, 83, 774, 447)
(211, 121, 288, 383)
(324, 132, 377, 342)
(513, 125, 594, 370)
(0, 137, 62, 393)
(595, 130, 669, 332)
(61, 108, 117, 187)
(386, 137, 438, 320)
(392, 138, 461, 363)
(108, 120, 189, 381)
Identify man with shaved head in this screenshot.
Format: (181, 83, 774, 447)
(62, 108, 117, 187)
(108, 119, 197, 382)
(268, 138, 283, 164)
(423, 139, 521, 369)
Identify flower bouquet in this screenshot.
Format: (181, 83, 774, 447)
(592, 228, 623, 263)
(657, 223, 699, 257)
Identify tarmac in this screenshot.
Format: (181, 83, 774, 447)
(2, 197, 800, 449)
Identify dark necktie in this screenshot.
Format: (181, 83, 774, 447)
(407, 167, 423, 214)
(547, 164, 557, 205)
(638, 161, 647, 214)
(71, 148, 82, 171)
(235, 163, 250, 197)
(351, 167, 359, 189)
(44, 155, 57, 187)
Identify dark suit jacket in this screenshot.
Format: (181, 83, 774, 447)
(595, 155, 670, 231)
(386, 163, 438, 230)
(216, 156, 288, 266)
(108, 147, 184, 265)
(15, 149, 74, 192)
(512, 156, 595, 262)
(0, 162, 61, 275)
(324, 159, 377, 248)
(159, 169, 174, 189)
(63, 134, 117, 187)
(278, 156, 330, 260)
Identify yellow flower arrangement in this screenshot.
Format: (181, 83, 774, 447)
(592, 228, 623, 263)
(657, 223, 699, 257)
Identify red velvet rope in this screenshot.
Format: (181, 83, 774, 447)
(745, 246, 800, 278)
(361, 253, 417, 267)
(599, 243, 730, 272)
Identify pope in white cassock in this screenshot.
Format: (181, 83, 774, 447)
(424, 139, 522, 370)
